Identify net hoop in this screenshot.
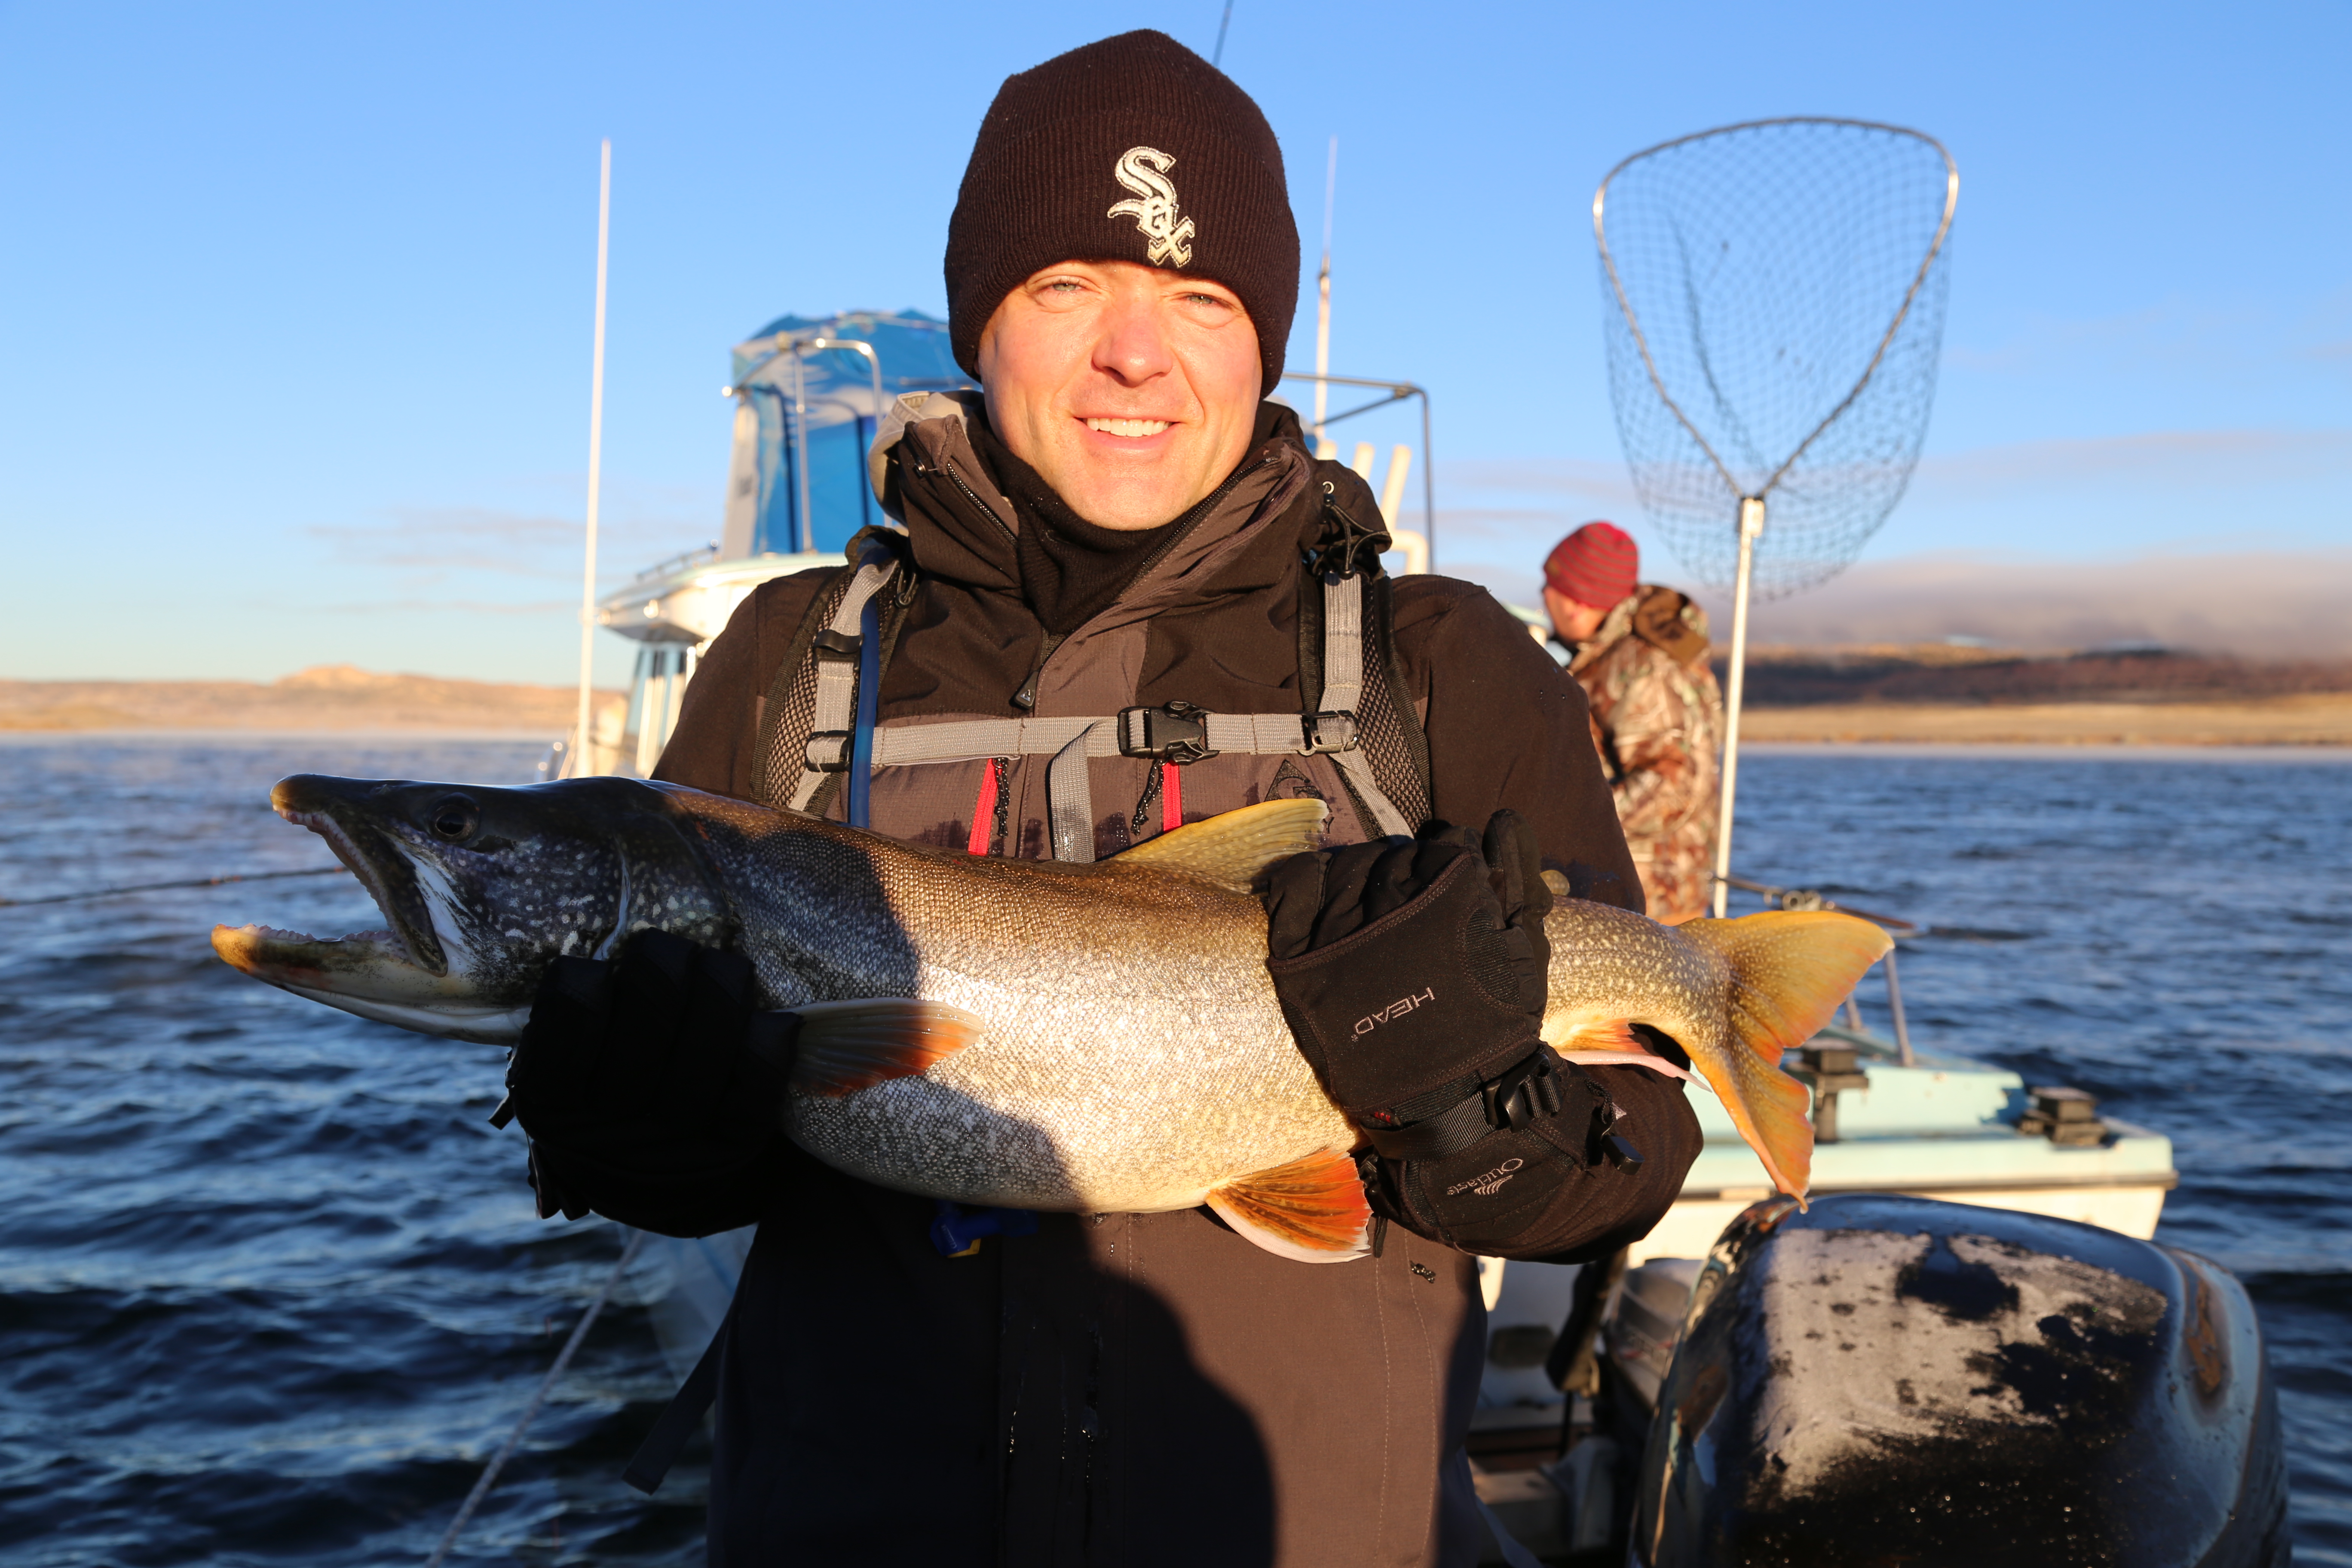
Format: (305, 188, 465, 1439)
(1592, 116, 1959, 511)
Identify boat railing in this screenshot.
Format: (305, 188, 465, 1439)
(625, 542, 722, 587)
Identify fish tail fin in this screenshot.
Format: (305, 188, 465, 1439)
(1677, 911, 1896, 1202)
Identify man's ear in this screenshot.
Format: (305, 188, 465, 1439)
(974, 312, 1000, 386)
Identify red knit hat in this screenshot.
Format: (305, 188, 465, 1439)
(1544, 522, 1639, 609)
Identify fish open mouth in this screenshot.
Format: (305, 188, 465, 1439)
(211, 782, 451, 989)
(205, 774, 545, 1046)
(211, 920, 420, 986)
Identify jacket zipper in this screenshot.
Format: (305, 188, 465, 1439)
(1010, 631, 1066, 711)
(1125, 450, 1280, 588)
(1009, 452, 1278, 710)
(939, 454, 1015, 542)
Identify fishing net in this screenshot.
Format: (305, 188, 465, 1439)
(1594, 119, 1957, 599)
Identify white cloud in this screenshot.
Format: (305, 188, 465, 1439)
(1690, 548, 2352, 658)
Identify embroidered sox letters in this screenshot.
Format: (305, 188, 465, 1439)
(1106, 146, 1196, 267)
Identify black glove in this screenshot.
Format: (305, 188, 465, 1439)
(1264, 812, 1643, 1256)
(1264, 811, 1553, 1121)
(503, 929, 793, 1236)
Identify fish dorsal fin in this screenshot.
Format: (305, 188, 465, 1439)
(1114, 799, 1329, 891)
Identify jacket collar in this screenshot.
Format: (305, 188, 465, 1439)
(870, 390, 1315, 625)
(1567, 591, 1645, 675)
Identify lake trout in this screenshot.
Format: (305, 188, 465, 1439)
(211, 775, 1889, 1261)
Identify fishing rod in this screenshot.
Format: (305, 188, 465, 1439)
(0, 865, 351, 909)
(426, 1229, 647, 1568)
(1715, 872, 1919, 933)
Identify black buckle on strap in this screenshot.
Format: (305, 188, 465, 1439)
(1300, 710, 1357, 754)
(810, 628, 861, 661)
(1355, 1044, 1568, 1161)
(1482, 1045, 1568, 1132)
(1118, 700, 1219, 765)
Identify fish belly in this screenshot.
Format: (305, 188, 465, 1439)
(785, 980, 1356, 1214)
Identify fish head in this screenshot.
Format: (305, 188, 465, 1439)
(212, 773, 735, 1043)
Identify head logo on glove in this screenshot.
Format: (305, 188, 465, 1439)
(1353, 986, 1436, 1037)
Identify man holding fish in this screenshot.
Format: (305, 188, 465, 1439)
(212, 29, 1889, 1567)
(620, 35, 1694, 1559)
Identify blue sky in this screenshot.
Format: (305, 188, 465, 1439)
(3, 1, 2347, 683)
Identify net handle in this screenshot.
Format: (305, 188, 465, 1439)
(1591, 116, 1960, 507)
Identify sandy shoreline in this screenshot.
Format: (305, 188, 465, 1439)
(1737, 693, 2352, 746)
(9, 668, 2351, 748)
(0, 667, 622, 735)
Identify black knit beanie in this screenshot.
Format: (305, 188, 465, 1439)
(946, 30, 1298, 390)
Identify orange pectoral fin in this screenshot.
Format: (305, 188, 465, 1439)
(788, 999, 985, 1097)
(1207, 1149, 1372, 1264)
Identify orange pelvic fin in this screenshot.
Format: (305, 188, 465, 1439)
(1675, 911, 1895, 1202)
(788, 999, 985, 1097)
(1207, 1148, 1372, 1263)
(1550, 1016, 1639, 1054)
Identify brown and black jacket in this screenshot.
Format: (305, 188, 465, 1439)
(650, 395, 1700, 1567)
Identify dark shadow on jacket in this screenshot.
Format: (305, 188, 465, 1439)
(708, 1150, 1277, 1568)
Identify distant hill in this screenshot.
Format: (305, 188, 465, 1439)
(0, 666, 623, 733)
(1738, 646, 2352, 707)
(1728, 645, 2352, 744)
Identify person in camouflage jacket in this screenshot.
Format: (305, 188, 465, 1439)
(1543, 524, 1725, 923)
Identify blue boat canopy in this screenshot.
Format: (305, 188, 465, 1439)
(718, 309, 973, 558)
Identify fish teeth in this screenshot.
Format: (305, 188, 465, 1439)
(1086, 417, 1170, 438)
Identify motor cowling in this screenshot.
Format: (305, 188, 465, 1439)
(1632, 1194, 2287, 1567)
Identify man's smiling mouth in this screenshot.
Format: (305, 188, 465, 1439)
(1085, 417, 1170, 437)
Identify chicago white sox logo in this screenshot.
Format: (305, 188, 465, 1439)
(1106, 146, 1197, 267)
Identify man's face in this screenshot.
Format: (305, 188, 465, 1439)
(977, 259, 1262, 531)
(1545, 586, 1611, 644)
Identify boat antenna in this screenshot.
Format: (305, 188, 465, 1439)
(1211, 1, 1234, 67)
(1313, 136, 1337, 447)
(1593, 119, 1957, 915)
(570, 138, 614, 780)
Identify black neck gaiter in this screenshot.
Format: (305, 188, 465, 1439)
(965, 421, 1185, 636)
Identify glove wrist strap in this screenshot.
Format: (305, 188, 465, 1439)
(1356, 1042, 1565, 1161)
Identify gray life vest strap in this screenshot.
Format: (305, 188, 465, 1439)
(1308, 570, 1418, 844)
(785, 546, 903, 813)
(788, 570, 1412, 857)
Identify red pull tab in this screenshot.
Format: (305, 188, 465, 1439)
(967, 759, 1000, 855)
(1161, 762, 1182, 833)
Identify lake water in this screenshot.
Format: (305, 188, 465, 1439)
(2, 736, 2346, 1564)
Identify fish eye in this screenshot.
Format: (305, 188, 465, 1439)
(426, 793, 481, 843)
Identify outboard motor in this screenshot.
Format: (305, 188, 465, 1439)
(1627, 1194, 2287, 1567)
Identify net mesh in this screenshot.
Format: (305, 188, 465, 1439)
(1595, 119, 1955, 599)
